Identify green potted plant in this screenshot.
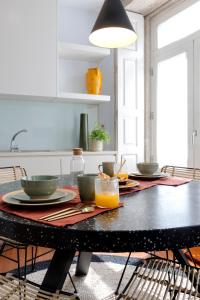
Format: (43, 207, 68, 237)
(89, 123, 110, 151)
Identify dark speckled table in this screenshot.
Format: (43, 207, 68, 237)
(1, 177, 200, 292)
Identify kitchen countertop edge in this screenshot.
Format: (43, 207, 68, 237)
(0, 151, 118, 157)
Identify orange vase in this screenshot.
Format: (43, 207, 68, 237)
(86, 67, 102, 95)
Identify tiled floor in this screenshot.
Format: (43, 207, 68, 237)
(0, 246, 151, 273)
(0, 245, 198, 274)
(0, 246, 53, 273)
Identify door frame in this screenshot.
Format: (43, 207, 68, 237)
(194, 37, 200, 167)
(149, 0, 200, 167)
(115, 11, 144, 171)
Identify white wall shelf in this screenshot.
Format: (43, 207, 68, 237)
(58, 42, 110, 62)
(58, 92, 110, 104)
(0, 92, 110, 104)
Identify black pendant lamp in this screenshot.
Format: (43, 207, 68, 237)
(89, 0, 137, 48)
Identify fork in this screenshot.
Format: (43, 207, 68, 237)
(45, 210, 83, 221)
(40, 205, 95, 222)
(39, 207, 78, 220)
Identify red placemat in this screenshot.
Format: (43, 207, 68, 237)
(120, 176, 192, 196)
(119, 181, 156, 196)
(0, 186, 123, 227)
(151, 176, 192, 186)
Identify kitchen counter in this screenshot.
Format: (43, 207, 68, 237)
(0, 151, 117, 157)
(0, 151, 118, 176)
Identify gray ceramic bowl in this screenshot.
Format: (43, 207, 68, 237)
(137, 162, 159, 175)
(21, 175, 58, 197)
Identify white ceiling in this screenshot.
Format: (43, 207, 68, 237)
(126, 0, 171, 16)
(60, 0, 171, 15)
(60, 0, 104, 11)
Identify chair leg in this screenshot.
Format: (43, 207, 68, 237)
(116, 263, 141, 300)
(115, 252, 175, 298)
(24, 247, 28, 279)
(31, 246, 38, 272)
(0, 242, 6, 255)
(17, 248, 21, 279)
(115, 252, 131, 295)
(185, 247, 197, 267)
(15, 246, 29, 279)
(68, 272, 78, 294)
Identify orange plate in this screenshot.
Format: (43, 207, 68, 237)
(119, 179, 140, 189)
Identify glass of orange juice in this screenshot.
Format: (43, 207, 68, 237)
(95, 177, 119, 209)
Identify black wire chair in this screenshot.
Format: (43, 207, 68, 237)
(0, 166, 78, 294)
(115, 165, 200, 296)
(0, 166, 37, 278)
(0, 272, 79, 299)
(116, 257, 200, 300)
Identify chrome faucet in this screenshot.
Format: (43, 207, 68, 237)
(10, 129, 28, 152)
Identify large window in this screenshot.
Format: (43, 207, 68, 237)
(157, 1, 200, 48)
(157, 53, 188, 167)
(151, 0, 200, 168)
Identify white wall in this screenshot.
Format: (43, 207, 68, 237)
(59, 6, 96, 45)
(0, 99, 98, 151)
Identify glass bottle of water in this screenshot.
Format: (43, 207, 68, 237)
(70, 148, 85, 186)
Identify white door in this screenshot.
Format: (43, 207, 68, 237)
(152, 43, 194, 167)
(116, 12, 144, 172)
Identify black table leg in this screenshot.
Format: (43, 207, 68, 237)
(172, 249, 190, 266)
(40, 249, 76, 293)
(75, 251, 93, 276)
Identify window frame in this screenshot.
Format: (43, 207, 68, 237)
(149, 0, 200, 164)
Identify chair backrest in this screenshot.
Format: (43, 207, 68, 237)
(161, 165, 200, 180)
(0, 166, 27, 184)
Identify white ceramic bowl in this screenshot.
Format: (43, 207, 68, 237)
(137, 162, 159, 175)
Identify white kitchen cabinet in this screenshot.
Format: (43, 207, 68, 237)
(0, 0, 57, 97)
(0, 151, 117, 176)
(0, 0, 110, 104)
(0, 156, 61, 176)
